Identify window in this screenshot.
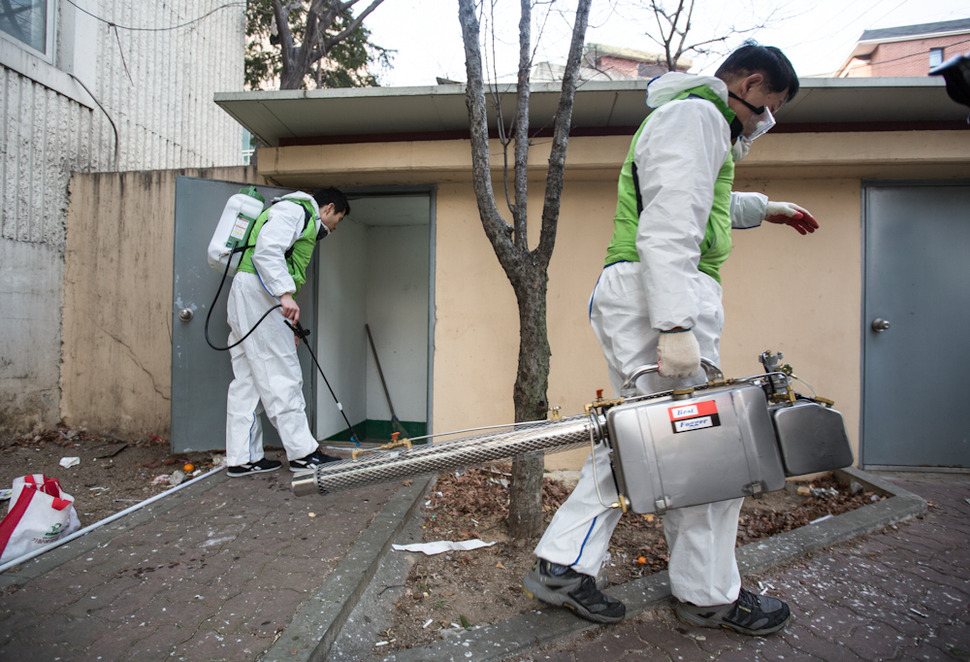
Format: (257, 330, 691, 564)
(0, 0, 53, 58)
(929, 47, 945, 69)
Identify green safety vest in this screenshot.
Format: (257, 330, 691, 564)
(237, 199, 318, 295)
(603, 85, 737, 283)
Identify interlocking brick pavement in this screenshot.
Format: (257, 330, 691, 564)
(512, 473, 970, 662)
(0, 460, 402, 661)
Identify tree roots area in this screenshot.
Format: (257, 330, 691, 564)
(376, 465, 884, 654)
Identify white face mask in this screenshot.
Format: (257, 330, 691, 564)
(732, 136, 752, 162)
(743, 106, 776, 141)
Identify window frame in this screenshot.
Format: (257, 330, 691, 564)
(0, 0, 56, 63)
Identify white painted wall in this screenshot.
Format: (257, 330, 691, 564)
(315, 218, 369, 439)
(0, 1, 246, 430)
(313, 201, 432, 441)
(365, 224, 430, 424)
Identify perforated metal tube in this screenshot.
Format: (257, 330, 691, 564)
(292, 414, 603, 497)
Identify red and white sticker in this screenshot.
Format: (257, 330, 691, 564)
(668, 400, 720, 433)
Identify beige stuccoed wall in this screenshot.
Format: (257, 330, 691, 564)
(60, 127, 967, 453)
(255, 128, 970, 471)
(428, 169, 864, 472)
(62, 167, 261, 437)
(722, 177, 862, 454)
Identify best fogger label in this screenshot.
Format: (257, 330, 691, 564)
(668, 400, 720, 433)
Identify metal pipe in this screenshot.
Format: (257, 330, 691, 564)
(293, 414, 603, 497)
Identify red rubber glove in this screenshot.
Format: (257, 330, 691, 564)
(765, 201, 819, 235)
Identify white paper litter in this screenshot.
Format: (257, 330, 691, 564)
(59, 456, 81, 468)
(392, 539, 495, 555)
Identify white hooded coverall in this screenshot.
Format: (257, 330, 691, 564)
(533, 74, 769, 607)
(225, 192, 323, 467)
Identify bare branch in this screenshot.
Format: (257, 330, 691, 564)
(458, 0, 516, 270)
(512, 0, 532, 250)
(536, 0, 592, 264)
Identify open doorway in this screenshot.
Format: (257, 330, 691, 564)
(312, 188, 434, 445)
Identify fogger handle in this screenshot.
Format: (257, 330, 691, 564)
(621, 358, 723, 395)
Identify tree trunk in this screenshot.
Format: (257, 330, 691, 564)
(508, 268, 550, 539)
(458, 0, 592, 542)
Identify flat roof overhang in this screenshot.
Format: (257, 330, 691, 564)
(215, 77, 969, 148)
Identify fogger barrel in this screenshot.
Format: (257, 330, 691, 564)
(291, 414, 600, 497)
(292, 352, 854, 512)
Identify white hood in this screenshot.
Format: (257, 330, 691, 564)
(277, 191, 323, 233)
(645, 72, 728, 109)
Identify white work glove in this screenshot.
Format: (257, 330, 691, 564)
(657, 329, 700, 378)
(764, 201, 819, 235)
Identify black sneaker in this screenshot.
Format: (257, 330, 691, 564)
(289, 449, 342, 472)
(227, 457, 282, 477)
(675, 587, 791, 635)
(522, 559, 626, 624)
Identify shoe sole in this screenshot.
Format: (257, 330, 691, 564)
(227, 466, 280, 478)
(674, 603, 789, 636)
(522, 575, 624, 625)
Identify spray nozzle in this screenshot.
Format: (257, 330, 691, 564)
(285, 320, 312, 340)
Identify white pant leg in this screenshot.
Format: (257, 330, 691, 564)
(226, 274, 318, 461)
(533, 444, 623, 576)
(664, 499, 742, 606)
(225, 344, 266, 466)
(588, 263, 742, 604)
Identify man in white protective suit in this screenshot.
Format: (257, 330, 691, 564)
(523, 43, 819, 634)
(225, 187, 350, 477)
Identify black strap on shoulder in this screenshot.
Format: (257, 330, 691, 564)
(283, 203, 312, 259)
(233, 199, 311, 260)
(632, 163, 644, 215)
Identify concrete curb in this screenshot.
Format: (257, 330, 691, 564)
(261, 475, 434, 662)
(379, 468, 928, 662)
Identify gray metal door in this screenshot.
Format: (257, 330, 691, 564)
(171, 177, 315, 453)
(862, 182, 970, 468)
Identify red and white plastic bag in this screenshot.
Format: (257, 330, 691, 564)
(0, 474, 82, 564)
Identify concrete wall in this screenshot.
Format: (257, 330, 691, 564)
(62, 167, 260, 437)
(56, 126, 970, 464)
(0, 1, 246, 432)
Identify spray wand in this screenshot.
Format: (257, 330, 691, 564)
(286, 320, 361, 446)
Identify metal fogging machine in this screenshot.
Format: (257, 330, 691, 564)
(292, 351, 853, 514)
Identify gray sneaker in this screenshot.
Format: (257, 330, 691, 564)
(522, 559, 625, 624)
(675, 588, 791, 635)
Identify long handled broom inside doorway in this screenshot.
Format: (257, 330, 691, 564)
(365, 324, 410, 439)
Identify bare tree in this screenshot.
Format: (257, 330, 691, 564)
(644, 0, 772, 71)
(258, 0, 388, 90)
(457, 0, 593, 539)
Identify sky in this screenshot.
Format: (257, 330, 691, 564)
(364, 0, 970, 86)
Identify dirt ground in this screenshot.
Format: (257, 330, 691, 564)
(0, 426, 218, 525)
(375, 465, 885, 654)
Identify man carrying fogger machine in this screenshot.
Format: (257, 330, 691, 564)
(524, 42, 820, 635)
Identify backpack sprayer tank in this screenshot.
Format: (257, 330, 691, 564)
(206, 186, 265, 275)
(292, 352, 853, 514)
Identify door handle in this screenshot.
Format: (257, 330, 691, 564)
(871, 318, 891, 332)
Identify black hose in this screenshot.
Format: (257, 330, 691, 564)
(203, 251, 280, 352)
(204, 253, 360, 446)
